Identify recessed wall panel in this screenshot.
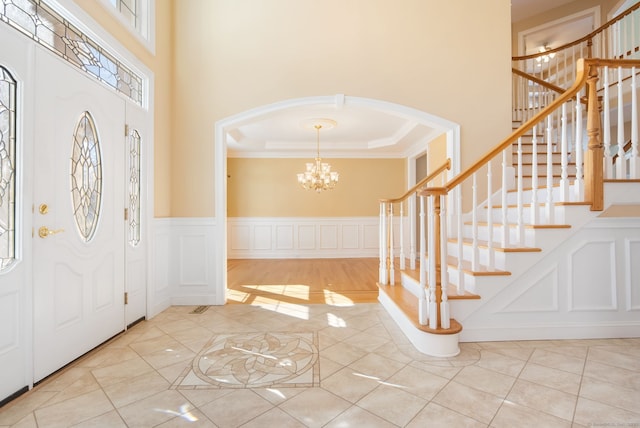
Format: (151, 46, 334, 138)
(298, 225, 315, 249)
(180, 235, 208, 285)
(320, 225, 338, 249)
(230, 225, 250, 250)
(254, 226, 272, 250)
(628, 239, 640, 310)
(276, 225, 294, 250)
(342, 225, 359, 249)
(363, 224, 379, 249)
(570, 241, 617, 311)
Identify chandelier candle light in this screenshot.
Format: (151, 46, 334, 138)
(297, 122, 339, 192)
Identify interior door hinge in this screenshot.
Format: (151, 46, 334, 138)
(124, 208, 129, 221)
(124, 124, 130, 137)
(124, 292, 129, 305)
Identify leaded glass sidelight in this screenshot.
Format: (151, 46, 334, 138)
(71, 111, 102, 242)
(0, 66, 16, 271)
(128, 128, 141, 246)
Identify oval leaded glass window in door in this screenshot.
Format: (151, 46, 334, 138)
(71, 111, 102, 242)
(0, 66, 17, 270)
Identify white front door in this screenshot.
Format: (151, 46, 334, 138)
(0, 24, 34, 402)
(32, 48, 126, 381)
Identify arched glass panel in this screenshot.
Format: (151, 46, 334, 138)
(0, 66, 16, 270)
(128, 128, 141, 246)
(71, 111, 102, 242)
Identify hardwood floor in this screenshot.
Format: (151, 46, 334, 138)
(227, 258, 380, 305)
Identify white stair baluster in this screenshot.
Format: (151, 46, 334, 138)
(399, 202, 405, 270)
(603, 67, 612, 178)
(546, 116, 555, 224)
(631, 67, 638, 178)
(472, 173, 479, 271)
(617, 66, 627, 179)
(379, 202, 387, 284)
(560, 102, 570, 201)
(456, 186, 464, 294)
(439, 194, 450, 329)
(575, 90, 584, 201)
(418, 195, 428, 325)
(389, 204, 395, 285)
(487, 161, 495, 269)
(517, 137, 524, 245)
(531, 125, 539, 225)
(427, 195, 437, 328)
(419, 196, 427, 290)
(501, 150, 509, 248)
(409, 194, 416, 270)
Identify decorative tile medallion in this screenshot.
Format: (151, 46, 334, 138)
(171, 332, 319, 389)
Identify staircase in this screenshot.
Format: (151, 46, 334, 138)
(377, 4, 640, 356)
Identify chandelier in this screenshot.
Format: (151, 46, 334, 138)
(297, 123, 339, 192)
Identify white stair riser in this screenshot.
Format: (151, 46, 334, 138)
(462, 224, 536, 247)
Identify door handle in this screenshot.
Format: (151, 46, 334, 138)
(38, 226, 64, 238)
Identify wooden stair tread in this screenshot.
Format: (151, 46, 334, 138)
(448, 237, 542, 252)
(377, 283, 463, 334)
(604, 179, 640, 183)
(401, 267, 490, 291)
(465, 221, 571, 230)
(409, 256, 509, 276)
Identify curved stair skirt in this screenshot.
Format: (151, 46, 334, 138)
(378, 291, 460, 358)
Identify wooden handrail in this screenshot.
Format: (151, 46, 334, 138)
(512, 2, 640, 62)
(512, 68, 566, 95)
(613, 139, 633, 163)
(380, 158, 451, 204)
(440, 58, 640, 193)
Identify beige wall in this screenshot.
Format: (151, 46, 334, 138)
(73, 0, 174, 217)
(172, 0, 512, 217)
(73, 0, 512, 218)
(228, 158, 405, 217)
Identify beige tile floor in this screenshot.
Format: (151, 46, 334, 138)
(1, 302, 639, 427)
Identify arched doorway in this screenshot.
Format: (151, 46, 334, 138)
(214, 95, 460, 303)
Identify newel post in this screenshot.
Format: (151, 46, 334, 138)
(423, 187, 447, 329)
(584, 63, 605, 211)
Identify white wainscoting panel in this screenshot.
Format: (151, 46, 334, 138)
(227, 217, 381, 258)
(179, 234, 209, 286)
(152, 218, 219, 309)
(500, 264, 559, 313)
(150, 219, 171, 317)
(298, 225, 316, 250)
(459, 217, 640, 342)
(569, 240, 617, 311)
(627, 239, 640, 310)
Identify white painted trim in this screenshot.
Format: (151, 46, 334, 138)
(96, 0, 156, 55)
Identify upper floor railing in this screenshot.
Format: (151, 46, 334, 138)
(512, 2, 640, 123)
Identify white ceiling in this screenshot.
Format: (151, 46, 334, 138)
(510, 0, 577, 23)
(226, 1, 593, 159)
(226, 103, 440, 158)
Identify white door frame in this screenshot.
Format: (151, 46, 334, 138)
(214, 94, 460, 303)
